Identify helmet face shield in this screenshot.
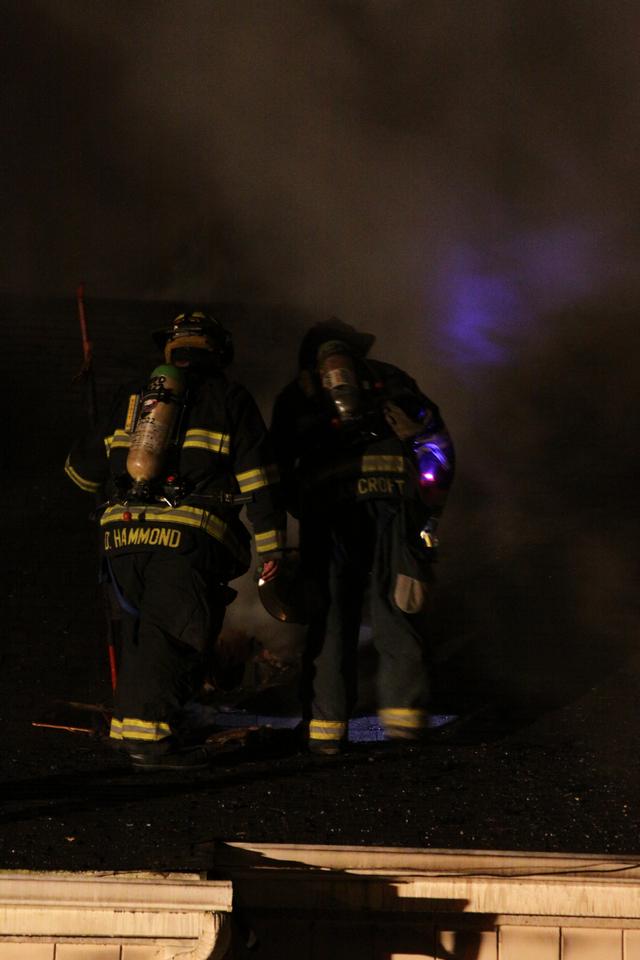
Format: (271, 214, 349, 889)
(154, 311, 233, 368)
(169, 345, 218, 371)
(164, 330, 216, 364)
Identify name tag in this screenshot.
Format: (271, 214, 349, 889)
(104, 526, 183, 550)
(356, 476, 405, 496)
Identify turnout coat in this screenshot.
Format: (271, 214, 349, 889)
(66, 370, 286, 580)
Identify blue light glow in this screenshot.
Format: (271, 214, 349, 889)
(439, 228, 604, 367)
(442, 248, 521, 366)
(414, 436, 453, 486)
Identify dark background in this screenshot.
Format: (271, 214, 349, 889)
(2, 1, 640, 867)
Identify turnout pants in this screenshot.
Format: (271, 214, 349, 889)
(107, 549, 228, 746)
(301, 499, 431, 745)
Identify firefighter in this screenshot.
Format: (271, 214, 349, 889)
(65, 310, 285, 770)
(270, 318, 454, 754)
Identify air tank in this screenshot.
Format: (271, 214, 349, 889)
(126, 364, 186, 494)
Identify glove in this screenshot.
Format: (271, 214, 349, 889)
(257, 558, 280, 584)
(382, 401, 424, 440)
(419, 517, 439, 555)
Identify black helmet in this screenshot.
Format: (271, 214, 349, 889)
(258, 552, 311, 625)
(298, 316, 375, 370)
(153, 310, 234, 368)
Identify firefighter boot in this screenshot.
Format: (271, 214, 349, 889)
(123, 738, 212, 771)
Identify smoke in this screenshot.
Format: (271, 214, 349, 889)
(8, 0, 637, 303)
(6, 0, 640, 707)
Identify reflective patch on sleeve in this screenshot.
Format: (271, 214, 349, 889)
(235, 464, 280, 493)
(104, 429, 131, 454)
(255, 528, 286, 554)
(64, 456, 101, 494)
(183, 429, 231, 455)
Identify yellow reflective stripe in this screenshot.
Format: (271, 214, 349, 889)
(309, 720, 348, 741)
(64, 456, 101, 494)
(380, 708, 427, 717)
(109, 716, 172, 742)
(99, 504, 247, 560)
(109, 718, 123, 740)
(361, 455, 405, 473)
(101, 503, 217, 529)
(183, 429, 231, 455)
(183, 438, 230, 455)
(118, 718, 172, 741)
(378, 708, 428, 729)
(104, 429, 131, 453)
(255, 529, 286, 554)
(235, 464, 279, 493)
(124, 394, 138, 432)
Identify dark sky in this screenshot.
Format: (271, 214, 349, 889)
(4, 0, 640, 699)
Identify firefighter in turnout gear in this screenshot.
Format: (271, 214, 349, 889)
(270, 319, 454, 754)
(65, 310, 285, 770)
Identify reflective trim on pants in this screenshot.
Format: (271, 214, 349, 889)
(309, 719, 348, 742)
(378, 707, 428, 734)
(109, 716, 172, 742)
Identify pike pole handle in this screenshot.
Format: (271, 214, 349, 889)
(107, 642, 118, 692)
(76, 281, 98, 426)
